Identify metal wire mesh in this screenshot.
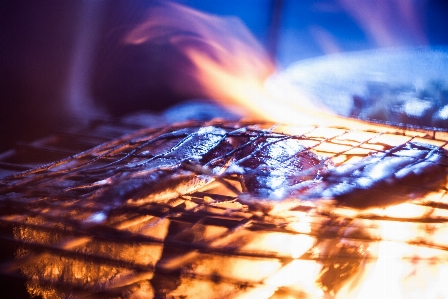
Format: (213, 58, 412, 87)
(1, 120, 448, 299)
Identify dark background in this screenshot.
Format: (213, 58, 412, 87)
(1, 0, 448, 152)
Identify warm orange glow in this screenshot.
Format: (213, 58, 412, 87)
(265, 259, 322, 291)
(123, 1, 401, 131)
(341, 241, 448, 299)
(327, 199, 448, 299)
(7, 2, 448, 298)
(124, 1, 274, 118)
(11, 153, 448, 298)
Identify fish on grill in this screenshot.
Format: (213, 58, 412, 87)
(230, 135, 328, 200)
(1, 121, 447, 214)
(305, 141, 448, 209)
(1, 120, 448, 299)
(58, 125, 330, 220)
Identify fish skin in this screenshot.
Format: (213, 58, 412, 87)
(229, 136, 328, 200)
(99, 130, 448, 210)
(96, 126, 229, 206)
(22, 124, 445, 212)
(303, 142, 448, 209)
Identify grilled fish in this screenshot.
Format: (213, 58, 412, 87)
(304, 141, 448, 208)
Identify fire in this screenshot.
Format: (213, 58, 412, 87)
(123, 0, 274, 119)
(123, 1, 376, 130)
(122, 1, 436, 133)
(8, 123, 448, 298)
(5, 2, 448, 299)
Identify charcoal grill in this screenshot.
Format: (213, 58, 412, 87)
(1, 114, 448, 299)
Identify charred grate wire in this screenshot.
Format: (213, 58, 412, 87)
(1, 119, 448, 298)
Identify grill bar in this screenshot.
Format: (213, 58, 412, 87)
(1, 115, 448, 298)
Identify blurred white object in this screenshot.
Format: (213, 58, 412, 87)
(280, 47, 448, 128)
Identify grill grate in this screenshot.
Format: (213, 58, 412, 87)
(1, 118, 448, 298)
(0, 118, 152, 180)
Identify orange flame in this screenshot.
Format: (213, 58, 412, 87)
(14, 3, 448, 298)
(99, 3, 448, 297)
(123, 1, 404, 131)
(123, 0, 275, 118)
